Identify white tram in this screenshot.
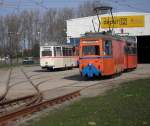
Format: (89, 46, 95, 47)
(40, 44, 78, 70)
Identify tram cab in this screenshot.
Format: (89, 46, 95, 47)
(79, 33, 125, 77)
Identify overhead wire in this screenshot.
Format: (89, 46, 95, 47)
(31, 0, 49, 10)
(103, 0, 150, 12)
(12, 0, 22, 14)
(115, 0, 149, 12)
(0, 0, 150, 15)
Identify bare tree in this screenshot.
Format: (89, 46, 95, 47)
(77, 0, 96, 17)
(0, 0, 107, 65)
(4, 14, 21, 64)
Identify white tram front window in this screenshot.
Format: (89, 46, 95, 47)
(54, 47, 62, 56)
(42, 50, 52, 56)
(82, 45, 100, 56)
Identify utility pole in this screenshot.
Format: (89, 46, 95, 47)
(37, 31, 41, 46)
(16, 32, 20, 64)
(8, 32, 13, 65)
(8, 32, 20, 65)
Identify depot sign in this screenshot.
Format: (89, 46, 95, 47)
(101, 15, 144, 28)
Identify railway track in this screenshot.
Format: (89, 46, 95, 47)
(8, 68, 78, 89)
(0, 67, 44, 124)
(20, 67, 43, 104)
(0, 90, 80, 126)
(0, 68, 13, 103)
(0, 67, 81, 126)
(0, 67, 74, 104)
(0, 73, 137, 126)
(0, 66, 149, 126)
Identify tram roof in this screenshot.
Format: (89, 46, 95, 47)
(81, 32, 122, 40)
(81, 32, 137, 43)
(41, 43, 74, 47)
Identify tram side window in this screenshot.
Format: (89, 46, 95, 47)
(132, 47, 137, 54)
(124, 46, 128, 54)
(62, 47, 73, 56)
(63, 47, 74, 56)
(105, 40, 112, 55)
(54, 47, 62, 56)
(127, 46, 137, 54)
(63, 47, 67, 56)
(73, 47, 79, 56)
(126, 42, 137, 55)
(127, 47, 132, 54)
(42, 50, 52, 56)
(68, 48, 73, 56)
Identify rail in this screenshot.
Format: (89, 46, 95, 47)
(0, 90, 80, 126)
(0, 68, 13, 103)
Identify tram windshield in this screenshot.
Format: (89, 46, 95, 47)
(42, 50, 52, 56)
(82, 45, 100, 56)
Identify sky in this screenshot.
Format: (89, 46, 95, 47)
(0, 0, 150, 15)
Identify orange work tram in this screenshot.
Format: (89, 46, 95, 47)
(79, 33, 137, 78)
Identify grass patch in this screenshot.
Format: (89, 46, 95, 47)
(23, 78, 150, 126)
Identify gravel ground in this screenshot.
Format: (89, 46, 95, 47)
(1, 64, 150, 126)
(0, 64, 150, 100)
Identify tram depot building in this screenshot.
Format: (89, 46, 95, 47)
(66, 12, 150, 63)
